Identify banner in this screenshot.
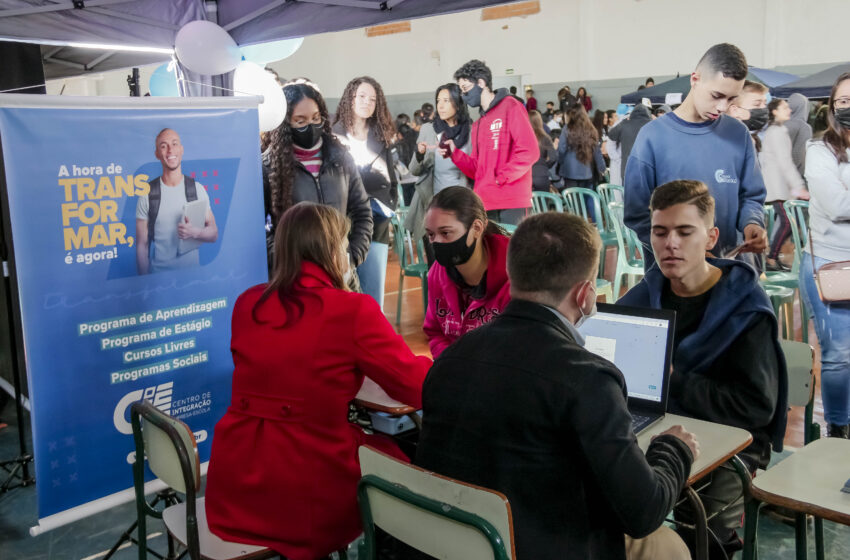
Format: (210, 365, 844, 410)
(0, 95, 268, 531)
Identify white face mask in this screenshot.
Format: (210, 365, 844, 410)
(574, 282, 597, 329)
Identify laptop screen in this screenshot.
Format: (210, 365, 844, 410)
(577, 303, 675, 404)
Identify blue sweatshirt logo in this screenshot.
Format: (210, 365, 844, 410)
(714, 169, 738, 184)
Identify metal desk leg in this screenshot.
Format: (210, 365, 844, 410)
(743, 499, 760, 560)
(795, 512, 808, 560)
(814, 517, 824, 560)
(685, 486, 709, 560)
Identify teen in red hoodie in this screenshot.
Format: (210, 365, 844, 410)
(443, 60, 539, 225)
(422, 187, 511, 358)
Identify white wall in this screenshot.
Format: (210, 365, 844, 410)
(46, 0, 850, 111)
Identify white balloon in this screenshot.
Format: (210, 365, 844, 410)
(234, 61, 286, 132)
(175, 20, 241, 76)
(241, 37, 304, 64)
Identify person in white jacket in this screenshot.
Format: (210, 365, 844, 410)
(759, 98, 809, 270)
(800, 72, 850, 438)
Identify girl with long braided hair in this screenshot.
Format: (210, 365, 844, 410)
(262, 78, 372, 274)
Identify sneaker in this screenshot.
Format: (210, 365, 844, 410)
(827, 423, 850, 438)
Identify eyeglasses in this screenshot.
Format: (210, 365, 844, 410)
(291, 116, 324, 128)
(356, 93, 377, 104)
(834, 97, 850, 109)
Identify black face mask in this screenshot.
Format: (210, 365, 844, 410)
(835, 107, 850, 129)
(461, 85, 483, 108)
(743, 107, 769, 131)
(291, 123, 323, 149)
(432, 230, 477, 268)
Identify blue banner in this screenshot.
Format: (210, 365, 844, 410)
(0, 96, 268, 526)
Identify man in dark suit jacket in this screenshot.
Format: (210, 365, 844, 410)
(416, 212, 698, 560)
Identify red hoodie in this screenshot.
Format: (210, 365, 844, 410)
(452, 90, 539, 211)
(423, 234, 511, 358)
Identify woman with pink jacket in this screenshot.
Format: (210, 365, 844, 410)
(423, 187, 511, 357)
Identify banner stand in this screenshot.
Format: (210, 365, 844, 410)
(0, 136, 34, 494)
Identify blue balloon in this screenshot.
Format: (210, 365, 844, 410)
(241, 37, 304, 64)
(149, 63, 180, 97)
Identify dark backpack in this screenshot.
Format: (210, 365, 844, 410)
(147, 175, 198, 246)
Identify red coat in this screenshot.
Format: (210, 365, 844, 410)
(205, 262, 431, 559)
(423, 234, 511, 358)
(451, 93, 539, 211)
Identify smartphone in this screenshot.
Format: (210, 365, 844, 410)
(438, 136, 452, 159)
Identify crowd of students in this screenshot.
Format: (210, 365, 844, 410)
(196, 44, 850, 560)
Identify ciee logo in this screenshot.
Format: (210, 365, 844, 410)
(113, 381, 174, 435)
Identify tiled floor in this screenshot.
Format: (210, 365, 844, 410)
(1, 247, 848, 559)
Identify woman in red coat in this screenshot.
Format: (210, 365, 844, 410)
(205, 202, 431, 559)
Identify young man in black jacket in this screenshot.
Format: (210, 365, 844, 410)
(416, 212, 698, 560)
(620, 179, 787, 559)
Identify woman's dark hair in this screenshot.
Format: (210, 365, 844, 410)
(528, 110, 550, 143)
(823, 72, 850, 163)
(435, 83, 470, 125)
(427, 186, 504, 237)
(767, 98, 785, 125)
(334, 76, 396, 147)
(592, 110, 606, 138)
(253, 202, 350, 326)
(565, 104, 599, 166)
(266, 79, 335, 222)
(576, 87, 587, 99)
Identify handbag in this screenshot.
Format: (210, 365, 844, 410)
(808, 221, 850, 303)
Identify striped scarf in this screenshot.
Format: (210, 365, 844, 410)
(293, 138, 323, 178)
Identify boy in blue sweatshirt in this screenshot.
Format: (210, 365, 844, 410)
(620, 179, 787, 559)
(624, 43, 767, 269)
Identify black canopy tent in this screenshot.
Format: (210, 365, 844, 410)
(620, 66, 800, 105)
(771, 62, 850, 99)
(0, 0, 516, 80)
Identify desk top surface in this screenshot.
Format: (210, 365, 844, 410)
(354, 377, 416, 415)
(751, 437, 850, 525)
(637, 414, 753, 486)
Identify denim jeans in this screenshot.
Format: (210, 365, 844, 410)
(357, 241, 389, 310)
(800, 253, 850, 425)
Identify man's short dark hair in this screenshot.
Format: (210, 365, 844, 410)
(454, 59, 493, 90)
(546, 101, 554, 107)
(637, 84, 646, 91)
(508, 213, 601, 303)
(645, 77, 655, 85)
(649, 179, 716, 223)
(697, 43, 748, 81)
(509, 86, 518, 94)
(413, 110, 425, 126)
(421, 102, 434, 114)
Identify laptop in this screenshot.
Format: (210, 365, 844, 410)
(577, 303, 676, 434)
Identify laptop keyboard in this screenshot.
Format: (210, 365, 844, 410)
(631, 412, 654, 433)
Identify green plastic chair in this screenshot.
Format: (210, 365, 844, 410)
(784, 200, 811, 343)
(561, 187, 618, 278)
(605, 202, 645, 300)
(130, 401, 275, 560)
(390, 216, 428, 326)
(595, 278, 614, 303)
(763, 284, 795, 340)
(357, 445, 514, 560)
(598, 184, 624, 209)
(531, 191, 564, 214)
(741, 340, 822, 560)
(495, 222, 517, 235)
(760, 206, 806, 342)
